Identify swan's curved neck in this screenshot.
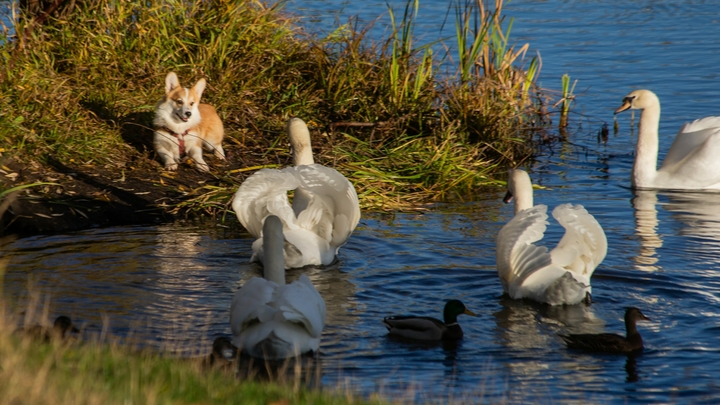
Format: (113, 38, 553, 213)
(263, 216, 286, 285)
(634, 104, 661, 187)
(288, 119, 314, 166)
(514, 192, 534, 215)
(293, 147, 314, 166)
(507, 170, 534, 214)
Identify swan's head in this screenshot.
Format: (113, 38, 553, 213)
(504, 169, 534, 214)
(287, 118, 314, 166)
(615, 90, 660, 114)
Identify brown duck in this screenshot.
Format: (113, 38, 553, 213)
(382, 300, 477, 341)
(560, 307, 651, 354)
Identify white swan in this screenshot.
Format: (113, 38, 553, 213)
(232, 118, 361, 269)
(495, 170, 607, 305)
(230, 215, 326, 359)
(615, 89, 720, 190)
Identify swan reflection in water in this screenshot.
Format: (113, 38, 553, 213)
(493, 299, 648, 383)
(632, 189, 720, 272)
(146, 225, 358, 359)
(492, 298, 606, 384)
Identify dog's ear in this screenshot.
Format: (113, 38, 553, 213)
(192, 78, 207, 101)
(165, 72, 180, 94)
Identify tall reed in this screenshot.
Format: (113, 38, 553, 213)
(557, 73, 577, 130)
(0, 0, 556, 212)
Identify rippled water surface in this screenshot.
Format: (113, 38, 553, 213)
(4, 0, 720, 403)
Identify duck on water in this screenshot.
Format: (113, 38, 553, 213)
(560, 307, 651, 355)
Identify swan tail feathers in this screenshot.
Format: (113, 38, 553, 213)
(275, 274, 326, 338)
(542, 272, 592, 305)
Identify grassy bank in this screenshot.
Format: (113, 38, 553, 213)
(0, 0, 552, 218)
(0, 311, 384, 405)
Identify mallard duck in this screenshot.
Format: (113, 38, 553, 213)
(382, 300, 477, 341)
(615, 89, 720, 190)
(23, 315, 79, 341)
(233, 118, 361, 269)
(496, 169, 607, 305)
(202, 336, 238, 368)
(560, 307, 651, 354)
(230, 215, 326, 359)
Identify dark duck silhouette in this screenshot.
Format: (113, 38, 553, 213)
(382, 299, 477, 341)
(560, 307, 651, 354)
(202, 336, 238, 368)
(23, 315, 79, 341)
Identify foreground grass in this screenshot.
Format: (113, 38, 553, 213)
(0, 0, 554, 213)
(0, 313, 383, 405)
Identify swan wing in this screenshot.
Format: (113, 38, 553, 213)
(550, 203, 607, 277)
(496, 205, 554, 293)
(232, 168, 300, 238)
(661, 117, 720, 171)
(661, 129, 720, 188)
(283, 164, 361, 247)
(230, 276, 324, 358)
(274, 274, 326, 338)
(229, 277, 278, 337)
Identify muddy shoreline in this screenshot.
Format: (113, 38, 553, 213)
(0, 144, 250, 238)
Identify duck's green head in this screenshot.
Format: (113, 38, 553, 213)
(443, 300, 477, 324)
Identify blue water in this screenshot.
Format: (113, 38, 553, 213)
(4, 0, 720, 403)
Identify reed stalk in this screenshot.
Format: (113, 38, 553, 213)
(0, 0, 558, 213)
(558, 73, 577, 129)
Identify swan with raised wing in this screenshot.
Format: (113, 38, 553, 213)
(233, 118, 361, 269)
(615, 89, 720, 190)
(496, 169, 607, 305)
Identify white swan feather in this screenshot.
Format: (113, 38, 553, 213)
(232, 118, 360, 268)
(496, 170, 607, 305)
(230, 215, 326, 359)
(615, 89, 720, 190)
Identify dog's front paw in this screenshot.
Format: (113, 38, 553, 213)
(165, 163, 178, 171)
(195, 163, 210, 172)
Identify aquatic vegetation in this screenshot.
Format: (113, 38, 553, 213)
(0, 0, 558, 212)
(557, 73, 577, 130)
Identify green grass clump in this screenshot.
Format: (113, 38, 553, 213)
(0, 0, 555, 212)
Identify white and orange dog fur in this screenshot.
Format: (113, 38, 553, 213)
(153, 72, 225, 172)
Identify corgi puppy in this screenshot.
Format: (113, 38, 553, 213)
(153, 72, 225, 172)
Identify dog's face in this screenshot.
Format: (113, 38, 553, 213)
(162, 72, 206, 124)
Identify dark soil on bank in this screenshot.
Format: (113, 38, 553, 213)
(0, 135, 253, 238)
